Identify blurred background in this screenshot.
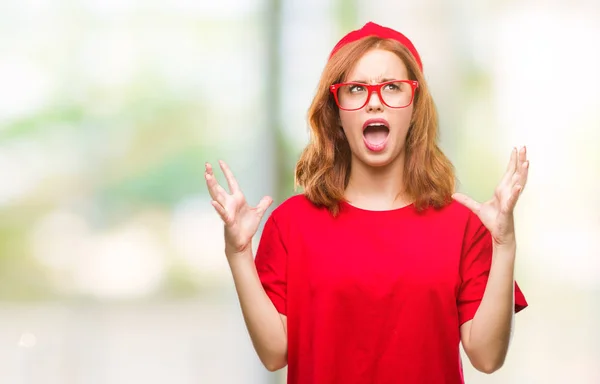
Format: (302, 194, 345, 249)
(0, 0, 599, 383)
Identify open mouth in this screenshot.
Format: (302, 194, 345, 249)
(362, 119, 390, 151)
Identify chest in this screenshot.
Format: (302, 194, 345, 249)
(291, 215, 463, 302)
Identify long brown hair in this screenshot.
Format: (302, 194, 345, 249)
(295, 36, 455, 215)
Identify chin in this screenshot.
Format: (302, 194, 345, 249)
(358, 150, 399, 168)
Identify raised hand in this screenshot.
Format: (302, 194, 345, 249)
(452, 146, 529, 247)
(205, 160, 273, 255)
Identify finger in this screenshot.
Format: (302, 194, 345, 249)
(205, 162, 214, 176)
(518, 160, 529, 192)
(452, 193, 482, 214)
(509, 171, 520, 189)
(205, 164, 228, 206)
(211, 200, 231, 223)
(500, 148, 518, 187)
(509, 154, 529, 190)
(205, 164, 226, 197)
(255, 196, 273, 219)
(219, 160, 240, 194)
(504, 184, 523, 212)
(518, 146, 527, 166)
(505, 147, 518, 173)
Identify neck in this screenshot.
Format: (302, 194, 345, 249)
(344, 152, 410, 210)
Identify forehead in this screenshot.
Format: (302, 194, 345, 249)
(345, 48, 408, 82)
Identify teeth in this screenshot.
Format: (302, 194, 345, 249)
(368, 123, 386, 127)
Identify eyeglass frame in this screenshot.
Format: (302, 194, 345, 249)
(329, 80, 419, 111)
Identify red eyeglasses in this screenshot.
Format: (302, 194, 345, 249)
(329, 80, 419, 111)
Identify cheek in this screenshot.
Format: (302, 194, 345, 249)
(390, 108, 413, 133)
(339, 111, 362, 134)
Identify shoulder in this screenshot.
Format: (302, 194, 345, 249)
(420, 199, 485, 236)
(423, 199, 472, 222)
(268, 193, 328, 225)
(273, 193, 318, 213)
(273, 194, 322, 216)
(260, 194, 328, 244)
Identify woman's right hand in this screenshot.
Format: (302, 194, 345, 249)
(204, 160, 273, 256)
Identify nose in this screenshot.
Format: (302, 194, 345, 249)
(365, 89, 384, 112)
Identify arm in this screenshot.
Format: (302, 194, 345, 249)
(453, 146, 530, 374)
(460, 242, 516, 373)
(228, 248, 288, 371)
(204, 160, 288, 372)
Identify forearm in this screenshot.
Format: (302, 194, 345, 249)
(467, 242, 516, 372)
(227, 248, 288, 371)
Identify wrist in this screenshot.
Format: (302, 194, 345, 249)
(492, 231, 516, 249)
(225, 239, 252, 256)
(492, 241, 517, 265)
(226, 244, 254, 263)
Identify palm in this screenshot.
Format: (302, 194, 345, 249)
(205, 161, 272, 253)
(452, 147, 529, 246)
(473, 196, 515, 245)
(222, 192, 263, 248)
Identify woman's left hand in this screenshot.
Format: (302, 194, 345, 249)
(452, 146, 529, 247)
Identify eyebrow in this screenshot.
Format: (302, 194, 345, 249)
(347, 78, 398, 83)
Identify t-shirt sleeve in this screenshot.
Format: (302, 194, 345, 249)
(254, 213, 287, 315)
(457, 213, 528, 326)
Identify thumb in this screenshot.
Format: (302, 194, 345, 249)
(452, 193, 481, 214)
(255, 196, 273, 219)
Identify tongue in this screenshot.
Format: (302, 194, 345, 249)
(363, 126, 389, 145)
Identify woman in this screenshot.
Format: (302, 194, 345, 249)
(204, 22, 528, 384)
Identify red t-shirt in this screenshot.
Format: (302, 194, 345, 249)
(255, 194, 527, 384)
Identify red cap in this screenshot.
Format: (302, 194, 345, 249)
(329, 22, 423, 72)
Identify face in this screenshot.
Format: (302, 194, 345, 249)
(338, 49, 414, 168)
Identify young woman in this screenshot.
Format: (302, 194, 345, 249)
(204, 22, 529, 384)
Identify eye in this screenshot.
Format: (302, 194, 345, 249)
(383, 82, 401, 91)
(348, 84, 365, 93)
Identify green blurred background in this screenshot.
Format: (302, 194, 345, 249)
(0, 0, 598, 383)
